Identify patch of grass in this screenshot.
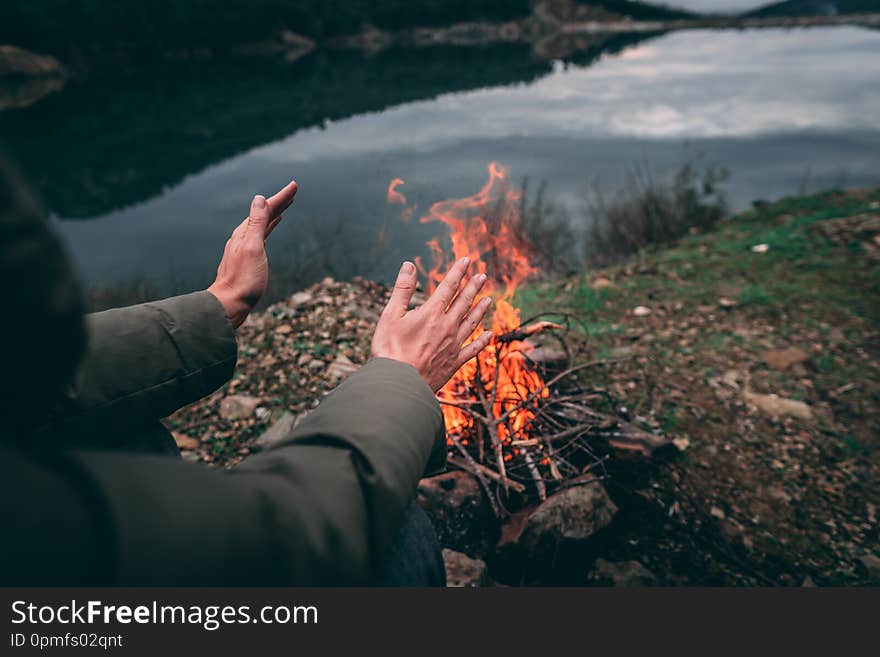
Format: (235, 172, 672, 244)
(738, 284, 776, 307)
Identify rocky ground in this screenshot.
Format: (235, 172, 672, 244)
(167, 187, 880, 587)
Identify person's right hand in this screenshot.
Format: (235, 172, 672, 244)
(371, 258, 494, 392)
(207, 180, 298, 329)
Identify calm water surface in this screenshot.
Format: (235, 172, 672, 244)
(3, 26, 880, 298)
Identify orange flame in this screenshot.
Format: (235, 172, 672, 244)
(395, 163, 549, 448)
(386, 177, 414, 222)
(386, 177, 407, 205)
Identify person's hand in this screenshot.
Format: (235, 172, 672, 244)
(207, 180, 298, 328)
(372, 258, 494, 391)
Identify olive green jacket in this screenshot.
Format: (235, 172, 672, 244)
(1, 291, 446, 585)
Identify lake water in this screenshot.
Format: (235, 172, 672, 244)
(2, 25, 879, 300)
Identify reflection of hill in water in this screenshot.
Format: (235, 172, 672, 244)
(0, 34, 654, 219)
(747, 1, 877, 17)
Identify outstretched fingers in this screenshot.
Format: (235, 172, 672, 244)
(449, 272, 487, 322)
(263, 179, 299, 239)
(267, 180, 299, 219)
(457, 331, 493, 367)
(456, 296, 492, 346)
(264, 213, 283, 239)
(384, 261, 418, 318)
(430, 257, 470, 311)
(245, 195, 271, 241)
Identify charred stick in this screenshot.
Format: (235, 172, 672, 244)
(448, 455, 526, 494)
(475, 355, 508, 491)
(448, 436, 502, 517)
(493, 357, 630, 427)
(521, 450, 547, 501)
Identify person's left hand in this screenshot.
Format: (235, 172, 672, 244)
(208, 180, 298, 328)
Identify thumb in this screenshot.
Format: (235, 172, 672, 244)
(386, 261, 417, 317)
(247, 195, 270, 240)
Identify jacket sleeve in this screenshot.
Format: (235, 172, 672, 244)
(36, 358, 445, 585)
(44, 291, 237, 430)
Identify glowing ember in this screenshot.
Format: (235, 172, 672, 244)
(388, 163, 549, 459)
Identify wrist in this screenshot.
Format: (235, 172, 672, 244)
(207, 284, 249, 329)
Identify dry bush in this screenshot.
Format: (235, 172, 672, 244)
(584, 162, 728, 266)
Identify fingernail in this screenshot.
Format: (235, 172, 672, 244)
(253, 195, 266, 208)
(477, 274, 487, 284)
(483, 297, 493, 306)
(459, 257, 469, 266)
(401, 261, 415, 274)
(482, 331, 493, 341)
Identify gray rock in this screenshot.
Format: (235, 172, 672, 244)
(255, 411, 297, 449)
(518, 483, 618, 555)
(858, 553, 880, 583)
(443, 549, 489, 587)
(180, 450, 200, 463)
(326, 353, 358, 381)
(590, 559, 657, 587)
(289, 291, 313, 307)
(219, 394, 261, 420)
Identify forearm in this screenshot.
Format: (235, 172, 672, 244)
(43, 291, 237, 431)
(71, 359, 443, 584)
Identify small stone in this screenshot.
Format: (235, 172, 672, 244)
(172, 432, 199, 451)
(592, 277, 615, 290)
(858, 553, 880, 582)
(672, 436, 690, 451)
(443, 549, 488, 587)
(297, 353, 311, 367)
(326, 353, 358, 381)
(751, 243, 769, 253)
(743, 389, 813, 420)
(590, 559, 657, 587)
(718, 297, 737, 308)
(274, 324, 293, 335)
(289, 291, 313, 306)
(307, 359, 325, 371)
(632, 306, 651, 317)
(255, 406, 271, 421)
(710, 506, 726, 520)
(761, 347, 810, 371)
(255, 411, 297, 449)
(526, 346, 568, 366)
(219, 394, 261, 420)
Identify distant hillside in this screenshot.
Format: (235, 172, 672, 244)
(576, 1, 696, 20)
(0, 1, 532, 55)
(747, 0, 878, 16)
(550, 1, 695, 21)
(0, 1, 694, 59)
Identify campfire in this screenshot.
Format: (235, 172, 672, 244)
(389, 163, 669, 514)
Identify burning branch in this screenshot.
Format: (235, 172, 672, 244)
(390, 162, 670, 505)
(496, 320, 563, 344)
